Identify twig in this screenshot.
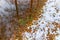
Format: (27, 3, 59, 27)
(15, 0, 19, 18)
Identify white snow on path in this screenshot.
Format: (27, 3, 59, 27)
(22, 0, 60, 40)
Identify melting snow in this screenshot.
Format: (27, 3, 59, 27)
(22, 0, 60, 40)
(0, 0, 60, 40)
